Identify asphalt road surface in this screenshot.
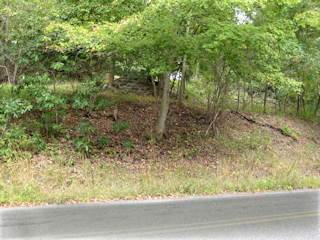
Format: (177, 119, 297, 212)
(0, 190, 319, 239)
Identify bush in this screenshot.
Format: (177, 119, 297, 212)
(73, 121, 97, 157)
(0, 125, 46, 162)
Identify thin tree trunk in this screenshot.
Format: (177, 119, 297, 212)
(178, 55, 187, 106)
(178, 21, 190, 106)
(108, 53, 115, 87)
(170, 77, 176, 95)
(315, 95, 320, 116)
(205, 111, 219, 137)
(46, 115, 49, 139)
(284, 94, 288, 114)
(155, 58, 173, 142)
(237, 84, 240, 111)
(10, 48, 21, 98)
(194, 62, 199, 81)
(151, 76, 159, 109)
(274, 90, 278, 115)
(301, 85, 306, 113)
(250, 81, 254, 109)
(242, 81, 246, 109)
(5, 0, 10, 85)
(176, 76, 180, 98)
(263, 85, 268, 114)
(296, 95, 300, 116)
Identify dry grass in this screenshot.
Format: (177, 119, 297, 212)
(1, 131, 319, 207)
(1, 88, 320, 206)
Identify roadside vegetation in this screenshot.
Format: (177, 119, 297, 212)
(1, 82, 320, 207)
(0, 0, 319, 206)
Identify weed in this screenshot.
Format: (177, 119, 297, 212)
(96, 135, 110, 149)
(73, 121, 97, 157)
(105, 148, 117, 155)
(68, 157, 75, 167)
(112, 120, 131, 133)
(0, 125, 46, 162)
(282, 125, 299, 139)
(121, 139, 135, 149)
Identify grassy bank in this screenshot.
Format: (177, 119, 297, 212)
(1, 86, 320, 206)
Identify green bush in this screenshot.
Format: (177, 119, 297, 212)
(19, 73, 67, 138)
(0, 125, 46, 162)
(73, 121, 97, 157)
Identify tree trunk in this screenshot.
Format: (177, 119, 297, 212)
(194, 62, 199, 81)
(314, 95, 320, 116)
(274, 90, 278, 115)
(178, 55, 187, 106)
(284, 94, 288, 114)
(301, 85, 306, 113)
(237, 84, 240, 111)
(263, 85, 268, 114)
(155, 61, 173, 142)
(242, 81, 246, 109)
(170, 77, 176, 95)
(108, 53, 115, 87)
(5, 0, 10, 85)
(178, 21, 190, 106)
(296, 95, 300, 117)
(250, 81, 254, 109)
(157, 74, 165, 99)
(10, 48, 21, 98)
(151, 76, 159, 109)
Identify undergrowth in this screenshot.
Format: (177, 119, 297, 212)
(0, 84, 320, 206)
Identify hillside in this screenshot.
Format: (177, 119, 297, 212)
(1, 92, 320, 207)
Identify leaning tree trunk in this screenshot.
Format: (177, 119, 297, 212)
(155, 60, 173, 142)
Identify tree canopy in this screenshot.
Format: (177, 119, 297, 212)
(0, 0, 319, 140)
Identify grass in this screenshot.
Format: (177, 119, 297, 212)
(1, 129, 320, 206)
(1, 82, 320, 206)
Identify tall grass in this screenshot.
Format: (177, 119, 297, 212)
(1, 129, 319, 205)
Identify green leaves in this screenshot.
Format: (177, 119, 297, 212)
(73, 120, 98, 156)
(112, 121, 131, 133)
(0, 98, 32, 120)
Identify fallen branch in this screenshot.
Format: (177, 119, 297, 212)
(231, 110, 297, 140)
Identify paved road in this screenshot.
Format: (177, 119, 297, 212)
(0, 190, 319, 239)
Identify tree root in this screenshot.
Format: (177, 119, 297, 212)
(231, 110, 297, 140)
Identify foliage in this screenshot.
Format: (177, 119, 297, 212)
(0, 125, 46, 162)
(0, 0, 319, 142)
(73, 120, 98, 157)
(0, 97, 33, 132)
(19, 73, 67, 138)
(282, 125, 300, 140)
(112, 120, 131, 133)
(72, 75, 117, 110)
(121, 139, 135, 150)
(96, 135, 110, 149)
